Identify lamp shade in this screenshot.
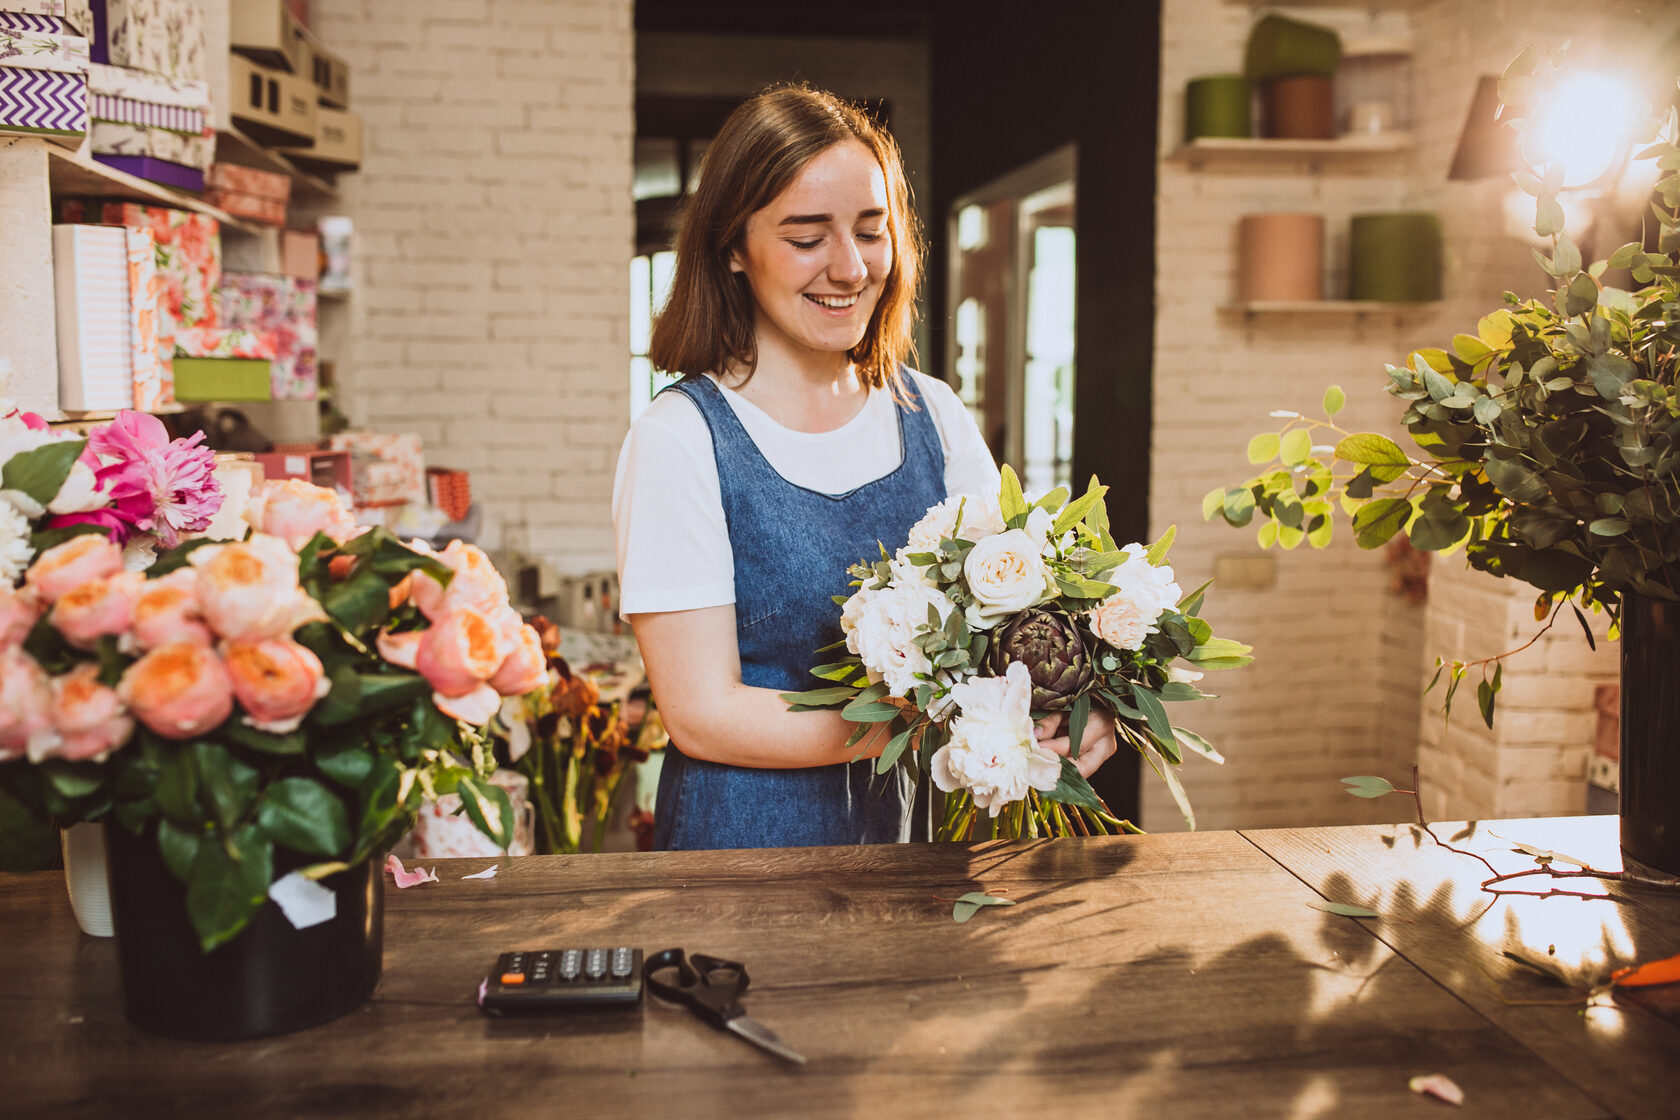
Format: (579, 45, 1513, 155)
(1349, 213, 1442, 302)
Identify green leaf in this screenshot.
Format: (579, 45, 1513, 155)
(1308, 901, 1381, 919)
(153, 747, 201, 824)
(1222, 488, 1256, 527)
(1144, 525, 1177, 568)
(1279, 429, 1312, 468)
(1552, 234, 1582, 277)
(1, 438, 86, 506)
(256, 777, 351, 858)
(1173, 727, 1224, 764)
(1247, 433, 1280, 464)
(39, 760, 104, 800)
(1183, 637, 1253, 670)
(1130, 687, 1176, 750)
(1048, 756, 1106, 812)
(1137, 736, 1195, 831)
(780, 685, 861, 708)
(1064, 692, 1092, 762)
(999, 463, 1028, 522)
(1607, 241, 1643, 269)
(1483, 457, 1550, 504)
(1588, 517, 1630, 536)
(1322, 385, 1345, 417)
(1201, 488, 1226, 521)
(1334, 433, 1408, 468)
(322, 567, 392, 636)
(0, 785, 57, 871)
(145, 537, 219, 578)
(315, 741, 376, 788)
(456, 774, 515, 851)
(952, 892, 1015, 923)
(874, 726, 914, 775)
(1032, 486, 1070, 513)
(1051, 483, 1109, 537)
(191, 742, 260, 835)
(1340, 775, 1396, 799)
(1564, 272, 1598, 318)
(156, 818, 202, 883)
(219, 721, 307, 756)
(1352, 498, 1411, 549)
(186, 823, 273, 952)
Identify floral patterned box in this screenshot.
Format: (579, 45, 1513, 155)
(124, 224, 165, 409)
(220, 271, 316, 400)
(327, 431, 426, 507)
(0, 26, 89, 71)
(172, 326, 274, 401)
(205, 162, 289, 226)
(90, 120, 213, 167)
(89, 0, 205, 82)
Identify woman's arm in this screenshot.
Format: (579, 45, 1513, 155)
(630, 604, 889, 768)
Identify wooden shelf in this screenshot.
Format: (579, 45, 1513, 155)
(43, 146, 258, 233)
(47, 403, 189, 427)
(1222, 300, 1442, 317)
(215, 126, 340, 201)
(1167, 133, 1414, 167)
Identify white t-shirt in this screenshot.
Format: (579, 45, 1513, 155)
(613, 370, 999, 616)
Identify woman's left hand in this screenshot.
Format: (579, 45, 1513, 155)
(1034, 709, 1118, 780)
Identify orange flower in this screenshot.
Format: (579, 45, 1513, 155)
(51, 571, 145, 651)
(415, 608, 505, 697)
(117, 642, 235, 740)
(26, 534, 123, 604)
(129, 568, 213, 651)
(224, 638, 330, 733)
(47, 663, 133, 762)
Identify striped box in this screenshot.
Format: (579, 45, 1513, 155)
(0, 12, 77, 33)
(52, 224, 133, 412)
(86, 61, 204, 131)
(0, 65, 87, 144)
(0, 1, 89, 34)
(88, 90, 196, 129)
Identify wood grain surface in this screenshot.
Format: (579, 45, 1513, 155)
(0, 828, 1624, 1119)
(1244, 816, 1680, 1120)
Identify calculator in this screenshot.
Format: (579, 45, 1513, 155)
(480, 947, 644, 1013)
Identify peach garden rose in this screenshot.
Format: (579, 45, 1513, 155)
(117, 642, 235, 740)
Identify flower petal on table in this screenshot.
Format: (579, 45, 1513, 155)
(385, 852, 439, 888)
(462, 865, 498, 881)
(1408, 1074, 1464, 1105)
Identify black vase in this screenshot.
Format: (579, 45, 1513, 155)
(103, 821, 383, 1040)
(1617, 593, 1680, 878)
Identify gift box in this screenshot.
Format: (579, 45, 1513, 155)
(92, 152, 202, 191)
(228, 50, 313, 146)
(253, 448, 348, 492)
(220, 270, 316, 399)
(230, 0, 305, 74)
(0, 1, 89, 35)
(51, 224, 131, 411)
(0, 25, 89, 70)
(300, 26, 345, 107)
(276, 103, 357, 169)
(86, 202, 220, 389)
(328, 431, 425, 507)
(0, 55, 86, 145)
(89, 0, 205, 82)
(124, 224, 165, 409)
(425, 467, 471, 522)
(280, 229, 317, 280)
(91, 120, 212, 166)
(87, 60, 206, 132)
(204, 161, 289, 226)
(172, 325, 274, 401)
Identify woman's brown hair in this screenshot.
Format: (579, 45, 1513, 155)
(648, 86, 924, 394)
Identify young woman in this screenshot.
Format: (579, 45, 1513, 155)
(613, 86, 1116, 850)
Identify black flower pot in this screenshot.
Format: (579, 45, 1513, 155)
(1618, 593, 1680, 879)
(104, 821, 383, 1040)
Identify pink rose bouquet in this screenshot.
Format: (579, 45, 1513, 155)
(783, 465, 1252, 840)
(0, 440, 547, 952)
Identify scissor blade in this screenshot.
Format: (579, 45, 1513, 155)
(726, 1014, 807, 1064)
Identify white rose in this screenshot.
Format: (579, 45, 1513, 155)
(962, 529, 1053, 629)
(905, 493, 1006, 553)
(1086, 544, 1182, 651)
(46, 460, 105, 516)
(840, 579, 954, 698)
(930, 662, 1061, 815)
(1023, 506, 1055, 551)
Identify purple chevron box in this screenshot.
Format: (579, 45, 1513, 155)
(0, 61, 87, 146)
(0, 2, 90, 36)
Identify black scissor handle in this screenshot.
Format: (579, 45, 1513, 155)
(644, 948, 748, 1027)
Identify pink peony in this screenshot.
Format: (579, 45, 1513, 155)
(415, 608, 505, 697)
(69, 411, 222, 548)
(224, 638, 330, 734)
(250, 479, 357, 551)
(117, 642, 235, 740)
(129, 568, 213, 651)
(50, 571, 145, 651)
(25, 534, 123, 604)
(0, 585, 41, 647)
(408, 541, 511, 622)
(47, 663, 133, 762)
(0, 649, 54, 761)
(189, 534, 323, 642)
(490, 619, 549, 697)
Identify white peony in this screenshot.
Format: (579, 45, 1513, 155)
(840, 579, 955, 698)
(0, 502, 33, 584)
(930, 661, 1061, 815)
(962, 529, 1054, 629)
(1086, 544, 1182, 651)
(905, 492, 1007, 553)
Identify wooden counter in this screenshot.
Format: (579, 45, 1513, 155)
(2, 816, 1676, 1118)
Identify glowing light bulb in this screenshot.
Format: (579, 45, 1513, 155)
(1529, 72, 1641, 189)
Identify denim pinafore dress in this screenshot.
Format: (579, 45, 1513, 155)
(653, 372, 947, 850)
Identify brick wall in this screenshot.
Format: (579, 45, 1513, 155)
(307, 0, 633, 574)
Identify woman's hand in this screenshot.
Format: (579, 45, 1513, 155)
(1034, 708, 1119, 780)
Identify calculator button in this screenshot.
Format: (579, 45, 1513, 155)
(500, 972, 525, 985)
(610, 949, 633, 978)
(585, 949, 607, 979)
(559, 950, 582, 980)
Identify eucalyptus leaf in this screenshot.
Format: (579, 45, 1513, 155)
(1308, 901, 1382, 919)
(952, 892, 1015, 923)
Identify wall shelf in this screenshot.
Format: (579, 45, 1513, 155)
(1167, 133, 1413, 168)
(216, 126, 340, 201)
(43, 145, 258, 233)
(1221, 300, 1442, 318)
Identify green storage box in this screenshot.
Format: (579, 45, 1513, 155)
(1349, 213, 1442, 303)
(1185, 75, 1250, 141)
(1245, 15, 1341, 82)
(172, 357, 273, 401)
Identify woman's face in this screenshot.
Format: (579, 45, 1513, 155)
(730, 140, 894, 364)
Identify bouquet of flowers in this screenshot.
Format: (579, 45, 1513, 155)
(783, 467, 1251, 839)
(494, 618, 665, 854)
(0, 402, 544, 951)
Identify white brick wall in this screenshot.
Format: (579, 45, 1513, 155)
(308, 0, 633, 574)
(1152, 0, 1649, 830)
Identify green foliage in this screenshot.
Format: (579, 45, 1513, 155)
(951, 891, 1015, 923)
(1, 438, 85, 506)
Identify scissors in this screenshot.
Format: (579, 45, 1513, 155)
(643, 948, 806, 1065)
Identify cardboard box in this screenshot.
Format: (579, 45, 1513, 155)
(86, 60, 206, 132)
(90, 120, 213, 167)
(0, 1, 89, 35)
(327, 431, 425, 507)
(93, 152, 202, 191)
(0, 60, 86, 145)
(276, 102, 357, 168)
(52, 224, 131, 411)
(92, 0, 206, 82)
(220, 271, 315, 399)
(227, 50, 313, 146)
(299, 25, 345, 107)
(230, 0, 304, 74)
(280, 229, 317, 280)
(254, 448, 349, 492)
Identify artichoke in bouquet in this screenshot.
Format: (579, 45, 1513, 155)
(985, 609, 1093, 710)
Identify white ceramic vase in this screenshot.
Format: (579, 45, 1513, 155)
(62, 822, 115, 937)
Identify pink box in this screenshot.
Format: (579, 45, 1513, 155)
(220, 271, 316, 400)
(327, 431, 425, 507)
(280, 230, 318, 280)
